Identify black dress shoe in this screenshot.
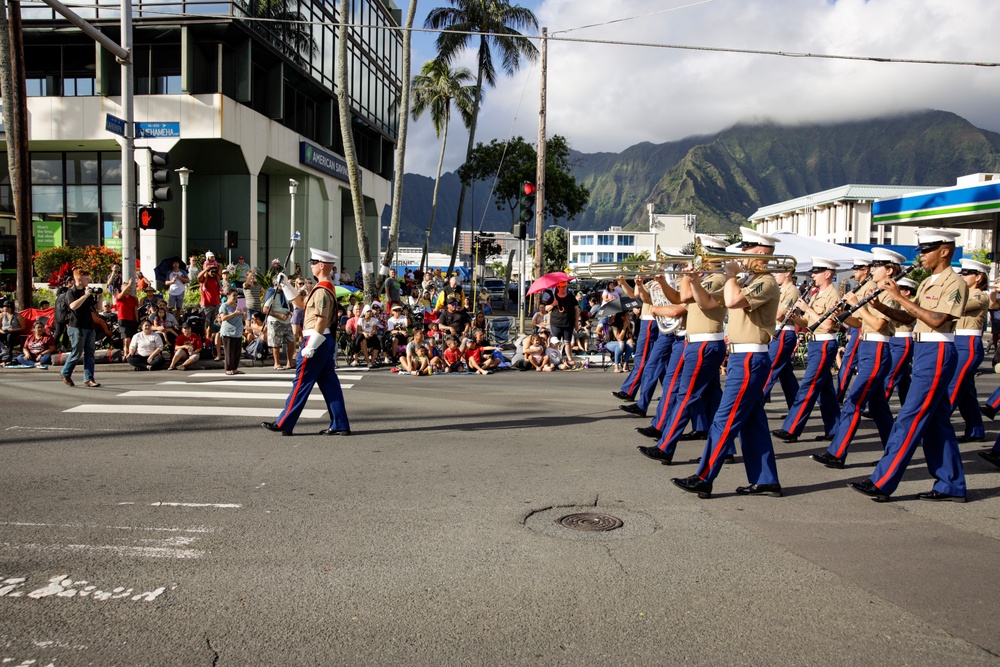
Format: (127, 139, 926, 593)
(849, 479, 890, 502)
(814, 433, 835, 441)
(637, 445, 672, 465)
(260, 421, 292, 436)
(735, 483, 782, 497)
(916, 489, 966, 503)
(860, 410, 873, 419)
(696, 454, 735, 465)
(612, 390, 634, 402)
(979, 450, 1000, 469)
(957, 434, 985, 443)
(671, 475, 712, 499)
(678, 430, 708, 441)
(318, 429, 351, 436)
(811, 451, 845, 469)
(981, 403, 997, 421)
(771, 429, 798, 443)
(635, 426, 662, 439)
(619, 403, 647, 417)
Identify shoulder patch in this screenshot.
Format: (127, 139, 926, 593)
(752, 282, 764, 296)
(948, 289, 963, 304)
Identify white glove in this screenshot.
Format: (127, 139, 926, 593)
(276, 272, 298, 301)
(301, 331, 326, 359)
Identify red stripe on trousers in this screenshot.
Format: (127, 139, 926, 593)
(658, 342, 706, 449)
(875, 342, 945, 490)
(764, 332, 789, 389)
(839, 336, 858, 393)
(699, 352, 752, 481)
(654, 348, 687, 430)
(276, 351, 309, 429)
(834, 342, 885, 459)
(948, 335, 976, 406)
(884, 337, 911, 400)
(626, 321, 654, 393)
(788, 341, 830, 434)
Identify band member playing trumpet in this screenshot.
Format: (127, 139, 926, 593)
(671, 227, 782, 499)
(851, 228, 967, 502)
(762, 269, 802, 408)
(812, 248, 904, 469)
(638, 235, 728, 464)
(772, 257, 842, 443)
(949, 258, 989, 442)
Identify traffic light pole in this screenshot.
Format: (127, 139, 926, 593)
(532, 27, 548, 285)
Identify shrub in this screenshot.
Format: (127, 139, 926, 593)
(34, 245, 122, 283)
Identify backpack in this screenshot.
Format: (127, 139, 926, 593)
(55, 289, 72, 326)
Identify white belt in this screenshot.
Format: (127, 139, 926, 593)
(780, 325, 797, 332)
(727, 343, 768, 354)
(860, 334, 890, 343)
(893, 332, 913, 338)
(640, 315, 655, 321)
(956, 329, 983, 337)
(687, 332, 725, 342)
(303, 328, 332, 337)
(674, 329, 686, 337)
(913, 332, 954, 343)
(811, 334, 837, 341)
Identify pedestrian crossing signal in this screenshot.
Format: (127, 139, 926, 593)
(139, 207, 165, 230)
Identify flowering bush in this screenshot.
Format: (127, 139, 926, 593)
(34, 246, 122, 284)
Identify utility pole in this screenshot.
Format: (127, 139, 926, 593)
(532, 27, 548, 283)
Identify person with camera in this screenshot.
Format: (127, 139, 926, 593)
(60, 268, 102, 387)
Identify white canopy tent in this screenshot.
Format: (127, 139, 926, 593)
(726, 229, 874, 273)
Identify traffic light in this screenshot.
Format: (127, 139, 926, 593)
(139, 207, 165, 230)
(513, 181, 535, 240)
(148, 149, 173, 203)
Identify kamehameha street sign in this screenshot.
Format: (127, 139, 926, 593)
(299, 142, 355, 185)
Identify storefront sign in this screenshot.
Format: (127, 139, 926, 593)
(33, 220, 63, 250)
(103, 219, 122, 252)
(299, 142, 355, 184)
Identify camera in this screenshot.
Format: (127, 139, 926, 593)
(88, 286, 103, 294)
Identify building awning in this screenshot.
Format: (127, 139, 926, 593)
(873, 180, 1000, 230)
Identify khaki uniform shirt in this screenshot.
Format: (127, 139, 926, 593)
(914, 267, 967, 334)
(776, 281, 801, 327)
(805, 285, 841, 334)
(854, 281, 896, 336)
(302, 283, 337, 333)
(957, 287, 987, 332)
(726, 274, 779, 345)
(686, 273, 726, 336)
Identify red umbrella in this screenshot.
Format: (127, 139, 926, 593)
(527, 272, 573, 295)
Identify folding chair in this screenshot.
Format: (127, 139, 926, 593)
(487, 316, 515, 349)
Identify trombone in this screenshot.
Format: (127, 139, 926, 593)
(575, 239, 796, 279)
(574, 252, 693, 279)
(691, 237, 797, 274)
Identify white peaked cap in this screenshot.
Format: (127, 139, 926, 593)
(850, 257, 872, 268)
(810, 257, 839, 271)
(960, 258, 989, 273)
(310, 247, 338, 263)
(916, 228, 961, 245)
(871, 248, 907, 265)
(696, 234, 728, 251)
(897, 277, 918, 290)
(739, 226, 778, 247)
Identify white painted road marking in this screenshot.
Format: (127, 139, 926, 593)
(63, 405, 328, 418)
(147, 502, 241, 508)
(188, 372, 364, 380)
(118, 390, 327, 401)
(158, 380, 355, 388)
(0, 521, 215, 534)
(0, 574, 174, 601)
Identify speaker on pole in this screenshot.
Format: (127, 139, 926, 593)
(224, 230, 238, 249)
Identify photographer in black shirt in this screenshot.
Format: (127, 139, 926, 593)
(59, 268, 102, 387)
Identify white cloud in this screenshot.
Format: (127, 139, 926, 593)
(403, 0, 1000, 176)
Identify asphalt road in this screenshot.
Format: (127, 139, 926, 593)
(1, 362, 999, 666)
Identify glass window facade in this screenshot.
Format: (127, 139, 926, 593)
(597, 252, 615, 263)
(597, 235, 614, 246)
(574, 234, 594, 246)
(617, 235, 634, 246)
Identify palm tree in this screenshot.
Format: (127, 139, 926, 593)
(410, 58, 477, 273)
(425, 0, 539, 274)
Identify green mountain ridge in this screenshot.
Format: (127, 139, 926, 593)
(392, 109, 1000, 245)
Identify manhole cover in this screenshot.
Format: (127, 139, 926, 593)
(557, 512, 624, 532)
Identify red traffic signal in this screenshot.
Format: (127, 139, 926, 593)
(139, 207, 165, 230)
(523, 182, 536, 196)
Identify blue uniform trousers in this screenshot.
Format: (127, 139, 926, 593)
(781, 338, 839, 437)
(635, 329, 672, 412)
(620, 319, 658, 398)
(657, 340, 726, 457)
(837, 328, 860, 401)
(828, 341, 893, 461)
(763, 329, 799, 408)
(948, 334, 985, 439)
(695, 351, 779, 486)
(274, 333, 350, 433)
(648, 335, 687, 429)
(884, 336, 913, 404)
(988, 386, 1000, 456)
(869, 342, 965, 497)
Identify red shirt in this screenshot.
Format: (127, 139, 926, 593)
(199, 276, 221, 307)
(443, 347, 463, 365)
(462, 345, 483, 364)
(116, 294, 139, 322)
(175, 333, 203, 351)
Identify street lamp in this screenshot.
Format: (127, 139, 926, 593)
(288, 179, 298, 272)
(175, 167, 192, 260)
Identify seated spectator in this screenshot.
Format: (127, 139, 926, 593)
(426, 340, 444, 373)
(384, 304, 409, 364)
(531, 308, 546, 334)
(441, 336, 463, 373)
(524, 333, 553, 371)
(400, 329, 427, 374)
(437, 300, 470, 338)
(138, 286, 160, 319)
(461, 329, 499, 375)
(127, 319, 166, 371)
(15, 321, 57, 368)
(356, 305, 382, 368)
(167, 322, 203, 370)
(471, 310, 488, 334)
(149, 305, 180, 347)
(1, 299, 27, 352)
(605, 312, 634, 373)
(545, 335, 570, 371)
(425, 321, 443, 348)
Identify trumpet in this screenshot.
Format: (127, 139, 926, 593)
(691, 238, 798, 274)
(574, 255, 693, 279)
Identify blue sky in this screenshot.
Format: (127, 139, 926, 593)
(401, 0, 1000, 177)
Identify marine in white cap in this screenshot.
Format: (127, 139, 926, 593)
(761, 249, 805, 411)
(671, 225, 781, 499)
(812, 247, 904, 469)
(262, 246, 351, 437)
(882, 275, 918, 405)
(948, 256, 991, 442)
(771, 256, 842, 444)
(852, 226, 967, 502)
(837, 255, 875, 402)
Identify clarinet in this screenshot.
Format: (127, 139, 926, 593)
(777, 281, 816, 330)
(807, 276, 872, 333)
(835, 266, 921, 323)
